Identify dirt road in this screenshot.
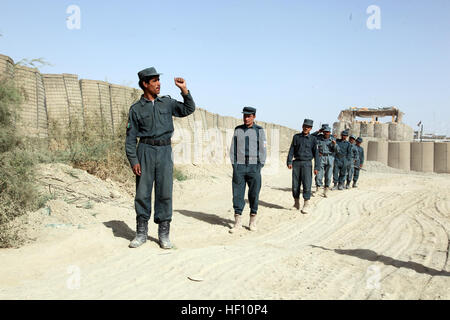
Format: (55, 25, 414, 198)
(0, 162, 449, 299)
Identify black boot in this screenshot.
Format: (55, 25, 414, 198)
(129, 217, 148, 248)
(158, 221, 173, 249)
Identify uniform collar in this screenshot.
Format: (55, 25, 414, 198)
(139, 94, 162, 106)
(300, 132, 310, 138)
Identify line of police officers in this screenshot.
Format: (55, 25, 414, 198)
(125, 67, 365, 248)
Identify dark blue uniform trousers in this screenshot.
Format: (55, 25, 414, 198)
(353, 167, 361, 182)
(232, 164, 262, 215)
(135, 143, 173, 224)
(346, 161, 355, 184)
(333, 157, 348, 185)
(292, 160, 313, 200)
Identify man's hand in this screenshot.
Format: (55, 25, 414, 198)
(332, 140, 336, 145)
(132, 163, 141, 176)
(174, 77, 188, 95)
(314, 169, 318, 175)
(360, 164, 363, 168)
(287, 164, 292, 170)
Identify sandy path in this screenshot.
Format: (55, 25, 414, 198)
(0, 162, 449, 299)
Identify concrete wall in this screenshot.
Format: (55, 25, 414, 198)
(434, 142, 450, 173)
(388, 142, 410, 170)
(411, 142, 434, 173)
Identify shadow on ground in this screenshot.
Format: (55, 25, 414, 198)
(244, 199, 285, 210)
(270, 186, 292, 192)
(175, 210, 234, 228)
(103, 220, 159, 244)
(310, 245, 450, 277)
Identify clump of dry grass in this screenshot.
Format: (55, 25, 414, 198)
(0, 78, 41, 247)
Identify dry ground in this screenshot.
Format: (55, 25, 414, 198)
(0, 161, 449, 299)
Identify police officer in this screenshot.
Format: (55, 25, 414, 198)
(352, 137, 365, 187)
(345, 135, 359, 189)
(311, 123, 331, 196)
(332, 130, 352, 191)
(311, 123, 330, 138)
(126, 67, 196, 249)
(315, 125, 339, 197)
(229, 107, 267, 233)
(287, 119, 319, 214)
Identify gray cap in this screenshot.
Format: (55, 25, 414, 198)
(138, 67, 162, 80)
(242, 106, 256, 115)
(321, 123, 329, 129)
(303, 119, 314, 127)
(322, 125, 331, 132)
(356, 137, 363, 143)
(341, 130, 349, 136)
(350, 135, 357, 140)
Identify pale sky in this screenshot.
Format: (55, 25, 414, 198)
(1, 0, 449, 135)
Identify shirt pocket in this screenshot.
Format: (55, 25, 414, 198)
(137, 111, 152, 129)
(158, 106, 172, 120)
(301, 139, 312, 154)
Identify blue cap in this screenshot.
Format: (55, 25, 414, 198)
(303, 119, 314, 127)
(341, 130, 349, 136)
(242, 106, 256, 115)
(356, 137, 363, 143)
(138, 67, 162, 80)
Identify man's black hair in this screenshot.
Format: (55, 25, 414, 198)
(138, 76, 158, 91)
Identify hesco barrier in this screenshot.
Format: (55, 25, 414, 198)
(0, 54, 14, 79)
(350, 121, 360, 138)
(0, 53, 297, 164)
(374, 123, 389, 140)
(434, 142, 450, 173)
(367, 141, 388, 165)
(411, 142, 434, 173)
(2, 53, 448, 172)
(360, 139, 369, 163)
(360, 122, 374, 138)
(13, 64, 48, 138)
(388, 142, 410, 171)
(333, 121, 347, 136)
